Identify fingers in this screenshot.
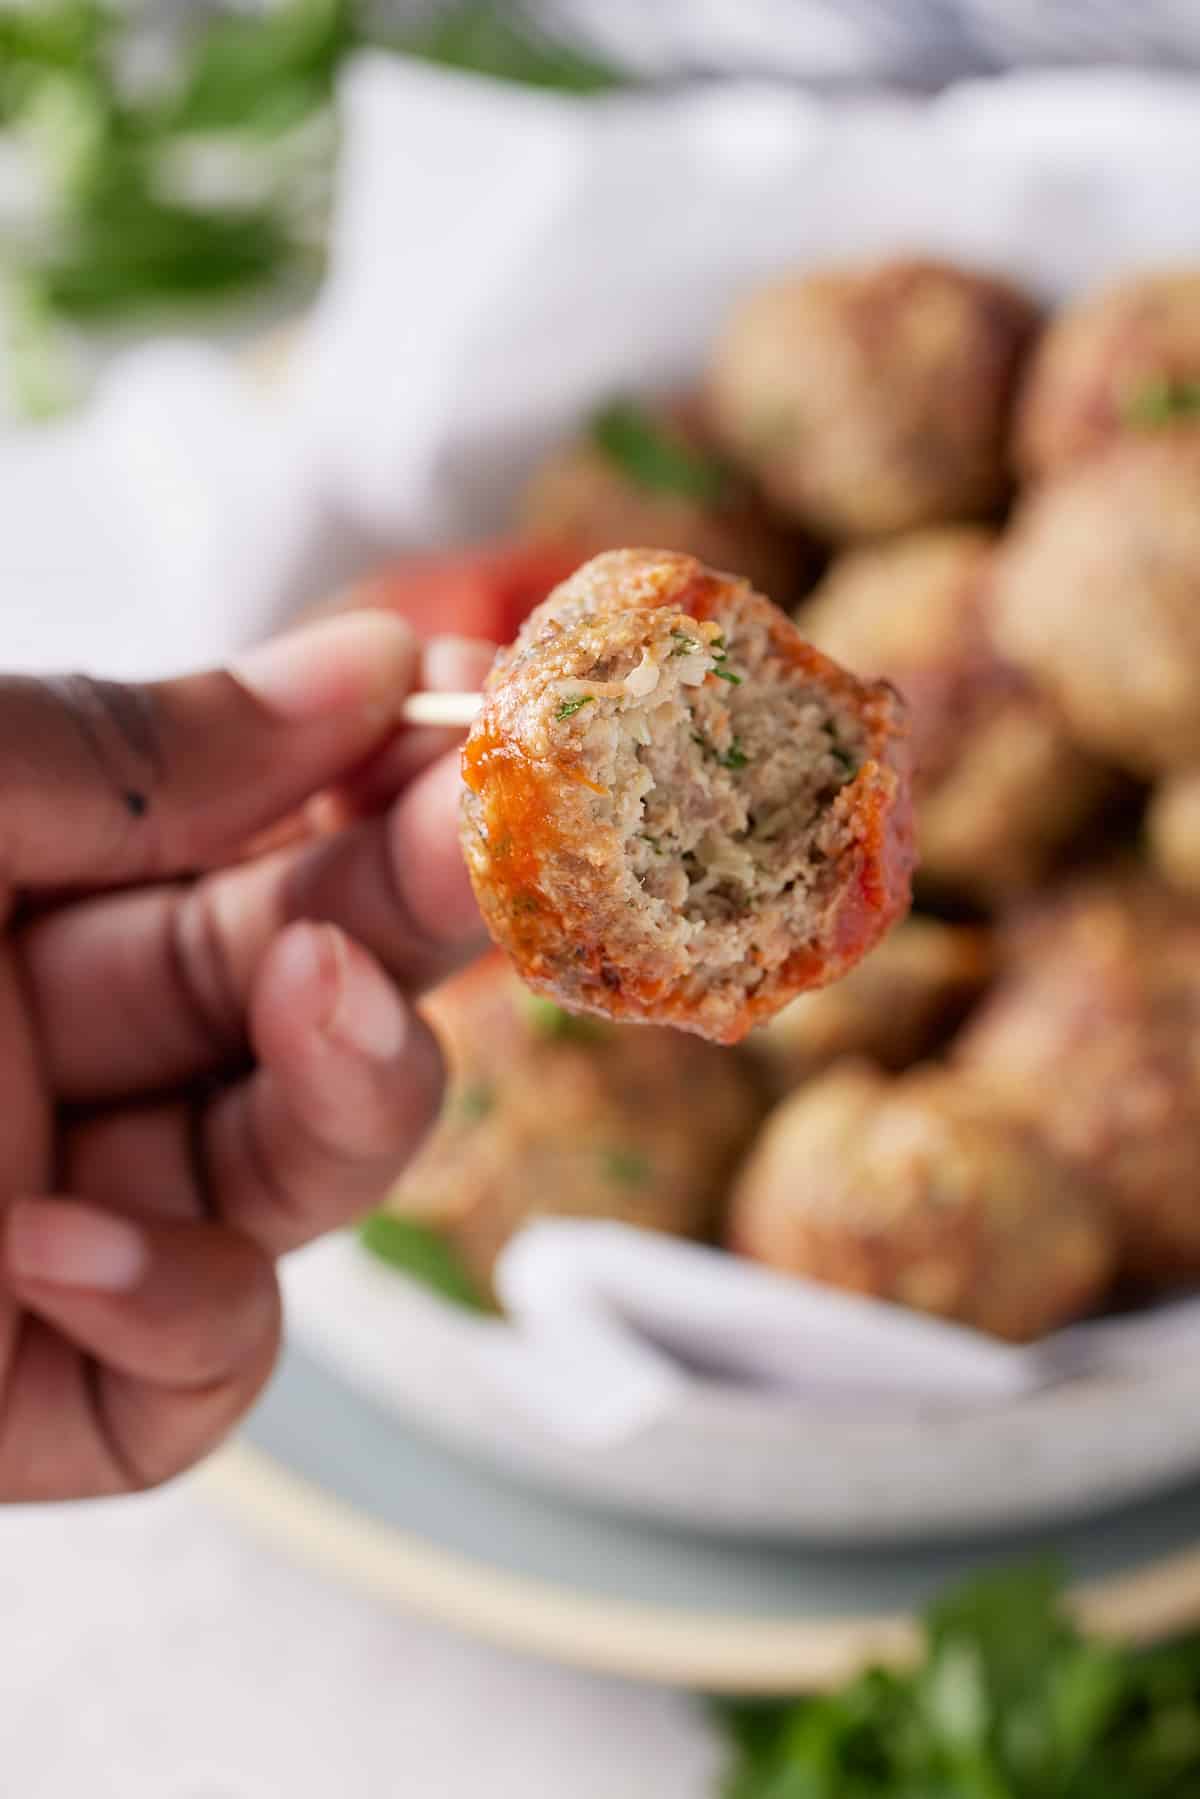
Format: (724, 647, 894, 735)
(200, 922, 445, 1256)
(26, 747, 479, 1102)
(0, 610, 418, 889)
(336, 633, 496, 811)
(3, 1200, 280, 1493)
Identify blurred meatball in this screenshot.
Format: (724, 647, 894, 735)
(519, 397, 811, 607)
(993, 437, 1200, 774)
(728, 1062, 1113, 1342)
(1017, 270, 1200, 481)
(749, 915, 992, 1094)
(708, 258, 1039, 540)
(461, 550, 914, 1045)
(801, 528, 1113, 897)
(1148, 770, 1200, 895)
(956, 877, 1200, 1285)
(391, 956, 763, 1295)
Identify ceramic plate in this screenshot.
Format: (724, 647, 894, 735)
(206, 1342, 1200, 1692)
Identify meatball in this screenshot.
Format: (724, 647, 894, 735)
(460, 550, 915, 1045)
(708, 258, 1039, 540)
(749, 915, 992, 1095)
(390, 955, 763, 1296)
(1148, 770, 1200, 895)
(728, 1062, 1113, 1343)
(955, 877, 1200, 1285)
(1017, 270, 1200, 482)
(519, 396, 811, 608)
(992, 437, 1200, 774)
(801, 528, 1112, 897)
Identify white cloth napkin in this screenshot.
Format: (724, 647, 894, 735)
(6, 58, 1200, 1438)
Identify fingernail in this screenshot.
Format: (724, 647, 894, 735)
(422, 635, 498, 693)
(233, 612, 417, 724)
(324, 928, 408, 1061)
(8, 1199, 148, 1293)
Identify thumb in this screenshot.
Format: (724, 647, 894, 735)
(0, 611, 419, 889)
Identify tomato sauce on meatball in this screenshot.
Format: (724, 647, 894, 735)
(459, 550, 914, 1044)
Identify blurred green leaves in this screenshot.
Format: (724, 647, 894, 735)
(718, 1563, 1200, 1798)
(358, 1211, 489, 1311)
(0, 1, 625, 414)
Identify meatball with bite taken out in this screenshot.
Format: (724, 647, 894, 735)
(800, 527, 1115, 899)
(728, 1062, 1114, 1343)
(519, 395, 811, 609)
(1016, 269, 1200, 482)
(459, 549, 915, 1045)
(708, 258, 1039, 540)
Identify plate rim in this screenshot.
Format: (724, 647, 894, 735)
(201, 1437, 1200, 1693)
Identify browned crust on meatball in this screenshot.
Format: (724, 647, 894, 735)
(800, 527, 1114, 896)
(395, 956, 763, 1297)
(749, 915, 993, 1093)
(460, 550, 914, 1045)
(1016, 270, 1200, 481)
(955, 876, 1200, 1285)
(519, 395, 812, 608)
(728, 1062, 1114, 1343)
(1148, 770, 1200, 897)
(992, 436, 1200, 774)
(708, 258, 1040, 540)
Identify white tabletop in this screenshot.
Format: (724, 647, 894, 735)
(1, 1479, 717, 1798)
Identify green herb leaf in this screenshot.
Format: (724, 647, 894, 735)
(456, 1079, 495, 1121)
(1123, 374, 1200, 428)
(555, 694, 595, 721)
(600, 1147, 652, 1187)
(393, 1, 624, 94)
(522, 993, 609, 1042)
(719, 738, 749, 770)
(713, 667, 743, 684)
(716, 1561, 1200, 1799)
(358, 1212, 487, 1311)
(671, 629, 701, 656)
(589, 398, 730, 503)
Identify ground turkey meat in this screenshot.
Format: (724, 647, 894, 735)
(800, 527, 1113, 899)
(459, 549, 914, 1044)
(728, 1061, 1114, 1343)
(992, 436, 1200, 775)
(1016, 269, 1200, 481)
(955, 875, 1200, 1286)
(707, 257, 1039, 540)
(389, 953, 764, 1298)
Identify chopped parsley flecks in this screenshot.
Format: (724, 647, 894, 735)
(718, 738, 749, 770)
(713, 667, 743, 685)
(588, 398, 730, 503)
(556, 694, 595, 722)
(639, 832, 664, 854)
(358, 1213, 488, 1312)
(671, 629, 701, 656)
(600, 1147, 653, 1187)
(457, 1080, 495, 1121)
(523, 993, 609, 1042)
(1123, 374, 1200, 428)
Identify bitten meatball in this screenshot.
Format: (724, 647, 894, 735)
(519, 396, 811, 608)
(955, 877, 1200, 1285)
(1017, 270, 1200, 481)
(728, 1062, 1113, 1342)
(708, 258, 1039, 540)
(460, 550, 914, 1045)
(749, 915, 992, 1095)
(1148, 770, 1200, 896)
(800, 528, 1112, 897)
(389, 955, 763, 1296)
(992, 437, 1200, 774)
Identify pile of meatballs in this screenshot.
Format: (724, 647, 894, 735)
(383, 257, 1200, 1347)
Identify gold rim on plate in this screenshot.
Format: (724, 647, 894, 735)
(202, 1440, 1200, 1693)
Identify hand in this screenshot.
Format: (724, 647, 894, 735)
(0, 607, 495, 1500)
